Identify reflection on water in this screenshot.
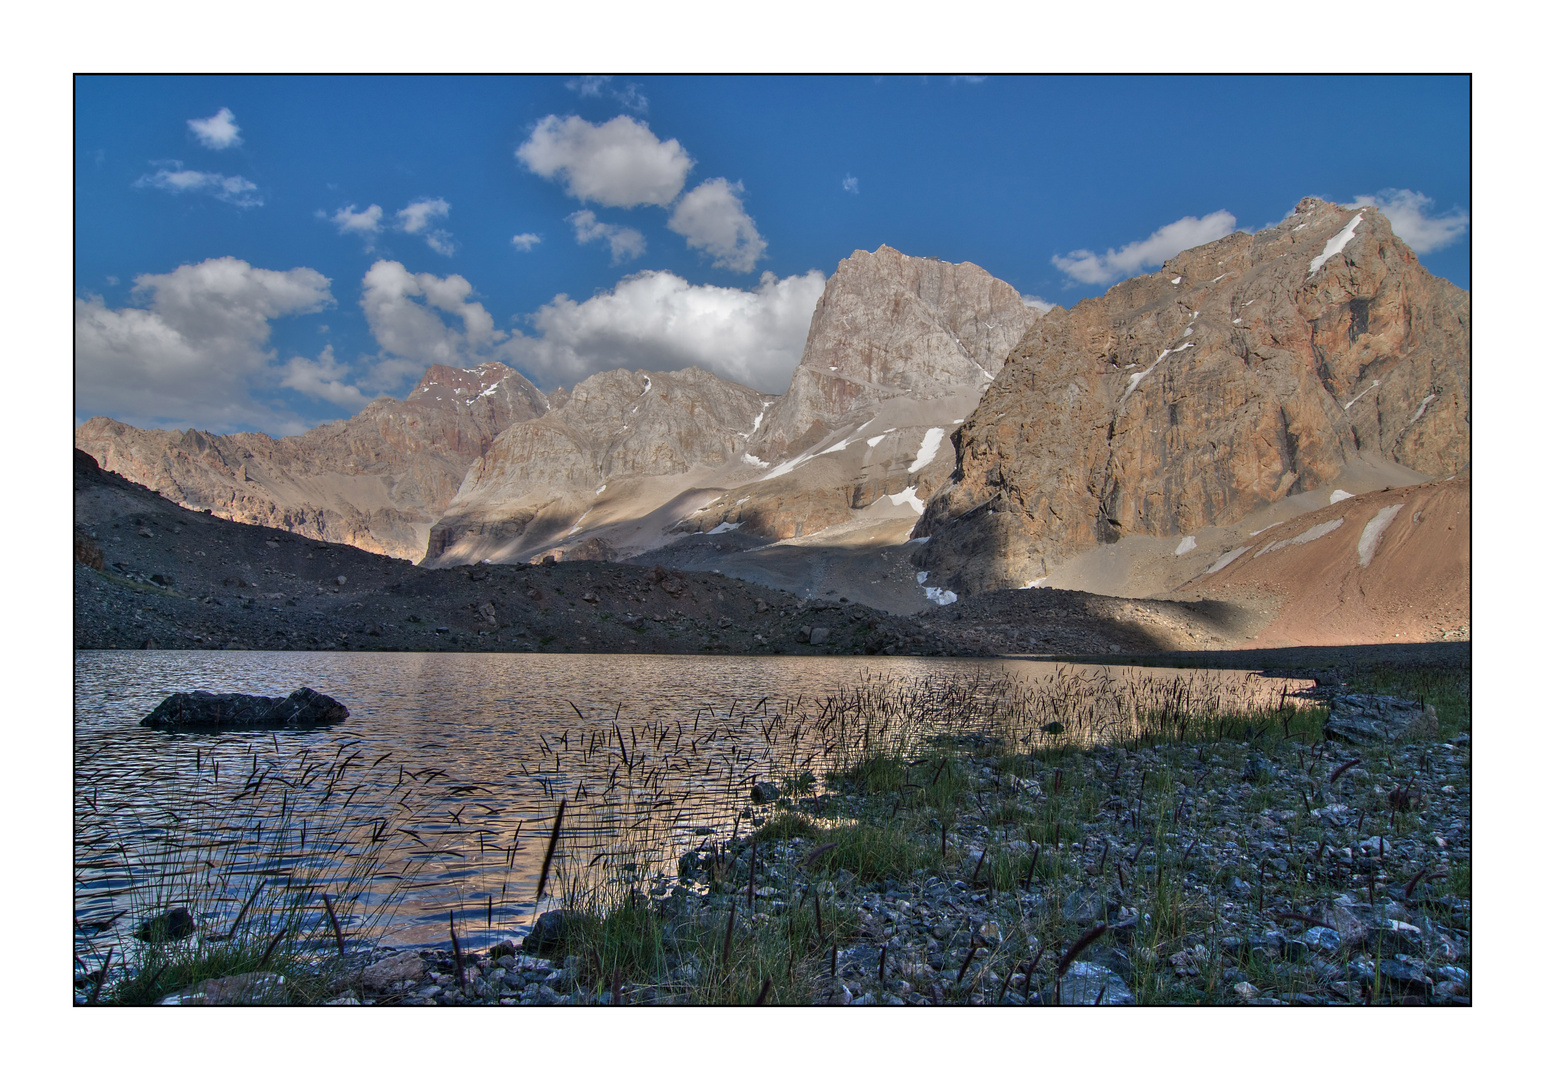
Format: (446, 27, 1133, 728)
(75, 650, 1309, 968)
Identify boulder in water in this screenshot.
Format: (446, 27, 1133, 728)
(140, 687, 349, 732)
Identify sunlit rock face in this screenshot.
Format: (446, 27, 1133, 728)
(428, 246, 1043, 563)
(75, 362, 547, 560)
(914, 198, 1471, 596)
(669, 246, 1044, 543)
(423, 366, 770, 565)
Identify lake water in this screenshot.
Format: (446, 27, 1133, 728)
(74, 650, 1307, 970)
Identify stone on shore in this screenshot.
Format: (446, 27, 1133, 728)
(1323, 694, 1435, 744)
(157, 971, 289, 1005)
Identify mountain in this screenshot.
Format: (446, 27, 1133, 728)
(74, 362, 547, 560)
(424, 366, 771, 564)
(913, 198, 1470, 596)
(423, 245, 1043, 567)
(669, 245, 1043, 542)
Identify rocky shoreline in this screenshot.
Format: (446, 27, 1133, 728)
(97, 693, 1468, 1006)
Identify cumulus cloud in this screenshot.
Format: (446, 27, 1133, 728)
(135, 164, 263, 207)
(842, 174, 859, 195)
(565, 75, 648, 112)
(667, 178, 767, 273)
(74, 257, 333, 432)
(328, 203, 384, 242)
(188, 107, 242, 150)
(395, 198, 455, 255)
(516, 115, 693, 208)
(280, 345, 370, 410)
(568, 209, 646, 264)
(1051, 210, 1238, 285)
(1346, 188, 1469, 254)
(396, 198, 449, 234)
(359, 260, 504, 373)
(508, 268, 825, 393)
(510, 233, 542, 251)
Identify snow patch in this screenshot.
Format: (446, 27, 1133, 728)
(905, 535, 931, 545)
(1174, 535, 1197, 556)
(1121, 348, 1171, 404)
(1171, 276, 1182, 285)
(1410, 394, 1436, 424)
(1342, 380, 1379, 410)
(1330, 489, 1353, 504)
(866, 434, 886, 447)
(1244, 299, 1256, 306)
(1205, 546, 1251, 574)
(1308, 212, 1363, 277)
(707, 521, 742, 535)
(924, 587, 958, 606)
(916, 571, 928, 585)
(735, 403, 769, 438)
(742, 453, 768, 468)
(1020, 578, 1046, 589)
(595, 485, 606, 495)
(819, 438, 851, 456)
(889, 486, 925, 514)
(1254, 517, 1344, 557)
(1357, 504, 1404, 567)
(640, 375, 651, 395)
(908, 428, 946, 473)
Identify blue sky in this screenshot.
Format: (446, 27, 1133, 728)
(74, 74, 1471, 436)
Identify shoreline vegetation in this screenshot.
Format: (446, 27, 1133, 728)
(76, 656, 1470, 1005)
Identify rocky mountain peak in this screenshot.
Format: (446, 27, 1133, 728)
(914, 199, 1470, 596)
(753, 245, 1041, 459)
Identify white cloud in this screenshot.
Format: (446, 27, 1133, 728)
(565, 75, 648, 112)
(1052, 210, 1238, 285)
(188, 107, 242, 150)
(279, 345, 370, 410)
(510, 233, 542, 251)
(508, 268, 825, 393)
(842, 174, 859, 195)
(516, 114, 693, 208)
(359, 260, 504, 373)
(1347, 188, 1469, 254)
(328, 203, 384, 241)
(396, 197, 449, 234)
(74, 257, 333, 432)
(568, 209, 646, 264)
(135, 164, 262, 207)
(667, 178, 767, 273)
(395, 198, 455, 256)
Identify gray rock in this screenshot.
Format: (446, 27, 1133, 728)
(1058, 961, 1135, 1005)
(523, 909, 581, 957)
(361, 952, 426, 993)
(134, 906, 195, 943)
(749, 781, 779, 804)
(140, 687, 348, 732)
(1323, 694, 1434, 744)
(158, 971, 288, 1005)
(808, 627, 831, 646)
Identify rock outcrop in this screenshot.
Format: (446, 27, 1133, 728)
(753, 245, 1042, 459)
(75, 362, 547, 561)
(140, 687, 350, 731)
(424, 366, 770, 564)
(915, 198, 1470, 595)
(674, 246, 1043, 543)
